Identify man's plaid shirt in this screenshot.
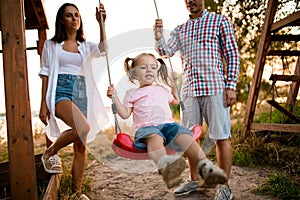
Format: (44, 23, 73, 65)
(156, 9, 240, 97)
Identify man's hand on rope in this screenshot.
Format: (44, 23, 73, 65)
(154, 19, 163, 41)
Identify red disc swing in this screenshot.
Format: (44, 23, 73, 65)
(99, 0, 202, 160)
(112, 124, 202, 160)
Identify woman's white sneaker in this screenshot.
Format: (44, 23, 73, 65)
(41, 154, 63, 174)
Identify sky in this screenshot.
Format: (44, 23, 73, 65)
(0, 0, 190, 113)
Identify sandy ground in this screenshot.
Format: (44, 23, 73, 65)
(83, 132, 276, 200)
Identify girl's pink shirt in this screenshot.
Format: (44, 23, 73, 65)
(123, 84, 173, 131)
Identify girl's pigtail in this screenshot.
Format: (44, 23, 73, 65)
(157, 58, 172, 87)
(124, 57, 135, 83)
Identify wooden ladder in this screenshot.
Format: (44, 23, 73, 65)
(242, 0, 300, 136)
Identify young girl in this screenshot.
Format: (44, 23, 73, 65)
(107, 53, 227, 189)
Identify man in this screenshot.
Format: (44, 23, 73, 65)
(153, 0, 240, 199)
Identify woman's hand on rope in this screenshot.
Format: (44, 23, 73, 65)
(154, 19, 163, 41)
(96, 3, 107, 52)
(96, 3, 106, 24)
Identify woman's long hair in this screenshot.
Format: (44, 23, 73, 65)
(124, 53, 173, 87)
(51, 3, 85, 43)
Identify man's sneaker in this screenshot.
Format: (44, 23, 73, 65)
(198, 160, 227, 187)
(174, 179, 199, 195)
(214, 185, 234, 200)
(158, 155, 186, 188)
(41, 154, 63, 174)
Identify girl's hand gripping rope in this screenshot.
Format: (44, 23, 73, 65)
(107, 85, 116, 99)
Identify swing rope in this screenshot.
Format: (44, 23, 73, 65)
(153, 0, 185, 111)
(98, 0, 122, 134)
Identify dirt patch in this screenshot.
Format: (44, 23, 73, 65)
(84, 130, 276, 200)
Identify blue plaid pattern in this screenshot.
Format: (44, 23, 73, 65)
(156, 10, 240, 96)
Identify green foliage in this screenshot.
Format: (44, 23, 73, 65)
(254, 101, 300, 124)
(0, 150, 8, 163)
(57, 147, 92, 199)
(170, 104, 180, 120)
(254, 109, 283, 124)
(58, 174, 91, 199)
(236, 65, 251, 103)
(232, 120, 300, 199)
(222, 0, 300, 105)
(205, 0, 223, 14)
(254, 173, 300, 200)
(232, 131, 300, 174)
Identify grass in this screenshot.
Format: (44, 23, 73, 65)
(230, 114, 300, 199)
(254, 173, 300, 199)
(58, 147, 93, 199)
(51, 146, 93, 199)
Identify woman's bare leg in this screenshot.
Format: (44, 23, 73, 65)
(72, 138, 87, 196)
(43, 100, 90, 159)
(43, 100, 90, 196)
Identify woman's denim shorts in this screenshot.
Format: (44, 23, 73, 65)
(55, 74, 87, 115)
(134, 122, 192, 151)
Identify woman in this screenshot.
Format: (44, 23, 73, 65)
(38, 3, 109, 198)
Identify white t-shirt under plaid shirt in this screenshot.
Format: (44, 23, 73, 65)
(155, 9, 240, 97)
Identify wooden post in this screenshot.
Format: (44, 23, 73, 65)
(37, 29, 47, 55)
(0, 0, 38, 199)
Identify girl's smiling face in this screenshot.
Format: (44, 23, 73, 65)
(133, 55, 158, 87)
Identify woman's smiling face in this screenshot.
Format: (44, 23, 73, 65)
(61, 5, 81, 32)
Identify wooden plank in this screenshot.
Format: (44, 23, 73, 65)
(0, 0, 38, 199)
(37, 29, 47, 55)
(269, 74, 300, 82)
(0, 47, 37, 53)
(270, 11, 300, 33)
(242, 0, 279, 136)
(271, 34, 300, 42)
(0, 154, 49, 188)
(268, 50, 300, 56)
(42, 174, 62, 200)
(24, 0, 48, 30)
(267, 100, 300, 122)
(250, 123, 300, 133)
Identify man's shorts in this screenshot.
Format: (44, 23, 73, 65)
(182, 93, 231, 140)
